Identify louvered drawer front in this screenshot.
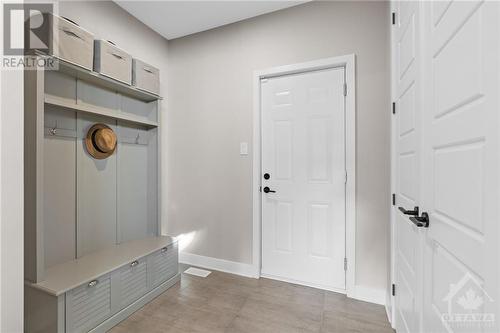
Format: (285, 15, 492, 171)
(120, 259, 148, 307)
(151, 243, 178, 288)
(66, 275, 112, 333)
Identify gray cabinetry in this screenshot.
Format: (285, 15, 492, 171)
(150, 243, 179, 289)
(45, 71, 77, 104)
(77, 80, 120, 112)
(26, 237, 180, 333)
(120, 94, 158, 122)
(43, 107, 77, 268)
(24, 55, 177, 333)
(117, 123, 158, 242)
(118, 258, 148, 308)
(77, 114, 118, 257)
(65, 273, 114, 333)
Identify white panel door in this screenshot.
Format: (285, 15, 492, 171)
(261, 67, 346, 291)
(421, 1, 499, 332)
(393, 1, 423, 332)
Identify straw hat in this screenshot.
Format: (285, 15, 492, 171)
(85, 123, 117, 159)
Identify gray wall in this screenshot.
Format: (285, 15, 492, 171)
(166, 1, 391, 291)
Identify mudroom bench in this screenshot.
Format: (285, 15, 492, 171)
(25, 236, 179, 333)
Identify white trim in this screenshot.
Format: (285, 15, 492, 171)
(179, 252, 259, 278)
(386, 292, 395, 328)
(252, 54, 356, 297)
(261, 273, 346, 294)
(389, 0, 397, 327)
(350, 286, 386, 306)
(385, 300, 393, 326)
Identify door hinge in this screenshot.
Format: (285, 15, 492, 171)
(343, 83, 347, 97)
(392, 193, 396, 206)
(392, 283, 396, 296)
(345, 171, 348, 184)
(392, 12, 396, 25)
(259, 186, 262, 192)
(392, 102, 396, 114)
(344, 258, 348, 271)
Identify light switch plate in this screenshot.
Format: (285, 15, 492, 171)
(240, 142, 248, 155)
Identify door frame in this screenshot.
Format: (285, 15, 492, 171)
(389, 0, 397, 327)
(252, 54, 356, 296)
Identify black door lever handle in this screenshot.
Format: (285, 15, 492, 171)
(410, 212, 430, 228)
(263, 187, 276, 193)
(398, 206, 419, 216)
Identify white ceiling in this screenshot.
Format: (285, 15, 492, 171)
(115, 1, 308, 40)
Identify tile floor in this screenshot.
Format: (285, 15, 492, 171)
(110, 266, 394, 333)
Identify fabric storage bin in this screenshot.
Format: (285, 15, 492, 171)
(132, 59, 160, 95)
(38, 14, 94, 70)
(94, 40, 132, 84)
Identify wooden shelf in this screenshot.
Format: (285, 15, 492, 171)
(28, 236, 176, 296)
(45, 95, 159, 128)
(45, 55, 162, 102)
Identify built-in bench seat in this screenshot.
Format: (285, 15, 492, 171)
(25, 236, 180, 333)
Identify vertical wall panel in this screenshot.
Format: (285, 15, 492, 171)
(117, 123, 151, 242)
(43, 137, 76, 268)
(43, 107, 77, 268)
(147, 128, 158, 236)
(44, 71, 76, 104)
(77, 114, 117, 257)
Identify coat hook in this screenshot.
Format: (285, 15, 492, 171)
(49, 121, 58, 136)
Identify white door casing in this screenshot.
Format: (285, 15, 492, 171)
(260, 67, 346, 291)
(421, 1, 499, 332)
(393, 1, 424, 332)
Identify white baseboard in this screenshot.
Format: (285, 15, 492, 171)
(179, 252, 259, 278)
(350, 285, 386, 305)
(180, 252, 385, 306)
(261, 272, 347, 294)
(385, 300, 392, 325)
(385, 293, 395, 328)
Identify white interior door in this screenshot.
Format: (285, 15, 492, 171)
(421, 1, 499, 332)
(261, 67, 346, 291)
(392, 1, 500, 332)
(393, 1, 423, 332)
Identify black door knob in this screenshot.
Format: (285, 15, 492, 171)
(398, 206, 419, 216)
(263, 187, 276, 193)
(263, 173, 270, 180)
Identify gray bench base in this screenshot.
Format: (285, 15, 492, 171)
(25, 273, 180, 333)
(90, 273, 181, 333)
